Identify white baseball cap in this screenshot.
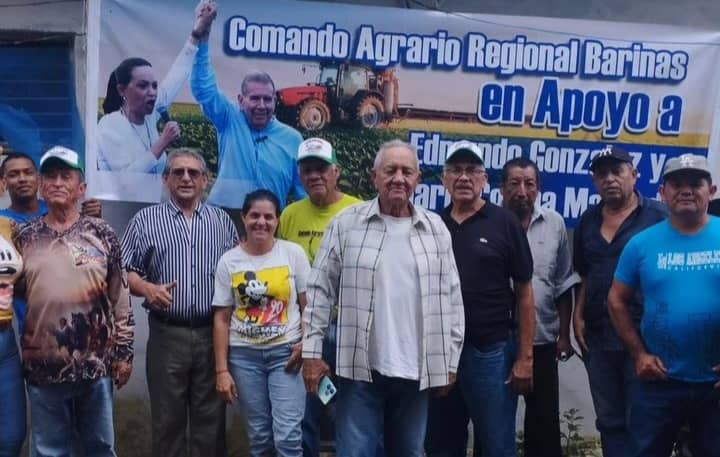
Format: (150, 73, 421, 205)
(39, 146, 84, 173)
(297, 138, 337, 164)
(444, 140, 484, 165)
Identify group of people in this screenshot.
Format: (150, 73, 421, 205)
(0, 4, 717, 457)
(1, 133, 718, 457)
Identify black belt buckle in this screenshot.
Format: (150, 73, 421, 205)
(149, 311, 211, 328)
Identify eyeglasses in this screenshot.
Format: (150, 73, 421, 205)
(444, 166, 486, 178)
(169, 168, 204, 179)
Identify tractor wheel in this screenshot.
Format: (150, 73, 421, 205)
(355, 96, 384, 129)
(297, 99, 331, 131)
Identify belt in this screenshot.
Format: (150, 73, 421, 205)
(0, 320, 11, 331)
(149, 311, 212, 328)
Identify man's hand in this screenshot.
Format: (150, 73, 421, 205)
(192, 1, 217, 40)
(635, 352, 667, 381)
(302, 358, 330, 396)
(81, 199, 102, 218)
(713, 365, 720, 390)
(573, 313, 589, 358)
(216, 371, 237, 404)
(507, 357, 533, 395)
(432, 372, 457, 398)
(556, 335, 575, 362)
(142, 281, 176, 310)
(112, 361, 133, 388)
(285, 342, 303, 373)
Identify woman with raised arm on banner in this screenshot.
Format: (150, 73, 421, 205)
(212, 189, 311, 457)
(96, 2, 216, 173)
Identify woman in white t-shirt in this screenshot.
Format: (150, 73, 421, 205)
(213, 189, 311, 457)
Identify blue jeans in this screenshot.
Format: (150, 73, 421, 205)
(0, 327, 26, 457)
(584, 336, 635, 457)
(458, 337, 518, 457)
(228, 344, 306, 457)
(336, 373, 429, 457)
(27, 376, 115, 457)
(630, 379, 720, 457)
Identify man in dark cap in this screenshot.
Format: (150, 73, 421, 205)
(608, 153, 720, 456)
(573, 145, 667, 457)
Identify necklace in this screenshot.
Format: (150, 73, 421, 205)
(121, 107, 152, 151)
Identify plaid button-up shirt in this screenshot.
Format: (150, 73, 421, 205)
(302, 198, 465, 390)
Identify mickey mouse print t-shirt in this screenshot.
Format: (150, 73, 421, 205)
(212, 239, 311, 347)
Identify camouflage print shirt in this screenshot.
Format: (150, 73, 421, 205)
(13, 215, 134, 386)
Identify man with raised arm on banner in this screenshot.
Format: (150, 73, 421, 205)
(500, 157, 580, 457)
(190, 1, 305, 209)
(608, 154, 720, 456)
(302, 140, 464, 457)
(121, 149, 238, 457)
(277, 137, 361, 457)
(573, 145, 667, 457)
(426, 140, 535, 457)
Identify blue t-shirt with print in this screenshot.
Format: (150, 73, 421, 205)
(615, 217, 720, 382)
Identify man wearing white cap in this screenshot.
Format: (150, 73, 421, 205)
(427, 140, 535, 457)
(278, 137, 361, 457)
(13, 146, 133, 456)
(608, 153, 720, 456)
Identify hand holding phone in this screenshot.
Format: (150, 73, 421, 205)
(317, 375, 337, 405)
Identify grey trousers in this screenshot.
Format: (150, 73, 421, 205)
(147, 315, 226, 457)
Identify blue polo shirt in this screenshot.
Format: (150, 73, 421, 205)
(0, 199, 47, 330)
(573, 192, 667, 349)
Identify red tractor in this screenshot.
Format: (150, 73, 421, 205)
(275, 62, 399, 131)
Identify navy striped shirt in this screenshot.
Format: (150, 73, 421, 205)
(120, 200, 238, 322)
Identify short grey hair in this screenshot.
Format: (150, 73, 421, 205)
(241, 71, 276, 95)
(163, 148, 208, 176)
(372, 139, 420, 171)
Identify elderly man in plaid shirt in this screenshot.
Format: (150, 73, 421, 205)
(301, 139, 465, 457)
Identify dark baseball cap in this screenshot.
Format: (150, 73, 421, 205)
(589, 145, 632, 172)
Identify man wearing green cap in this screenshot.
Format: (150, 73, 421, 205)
(278, 137, 361, 457)
(13, 146, 134, 456)
(608, 153, 720, 456)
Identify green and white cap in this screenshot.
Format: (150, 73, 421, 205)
(39, 146, 84, 173)
(297, 138, 337, 164)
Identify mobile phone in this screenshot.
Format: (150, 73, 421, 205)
(317, 375, 337, 405)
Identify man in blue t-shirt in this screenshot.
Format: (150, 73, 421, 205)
(608, 153, 720, 456)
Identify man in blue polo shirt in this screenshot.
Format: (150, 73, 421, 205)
(573, 145, 667, 457)
(608, 153, 720, 456)
(189, 2, 304, 209)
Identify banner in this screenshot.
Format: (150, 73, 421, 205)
(89, 0, 720, 225)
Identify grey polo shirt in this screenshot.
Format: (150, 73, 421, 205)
(527, 207, 580, 345)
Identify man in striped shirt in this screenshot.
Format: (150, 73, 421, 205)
(302, 140, 465, 457)
(121, 149, 238, 457)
